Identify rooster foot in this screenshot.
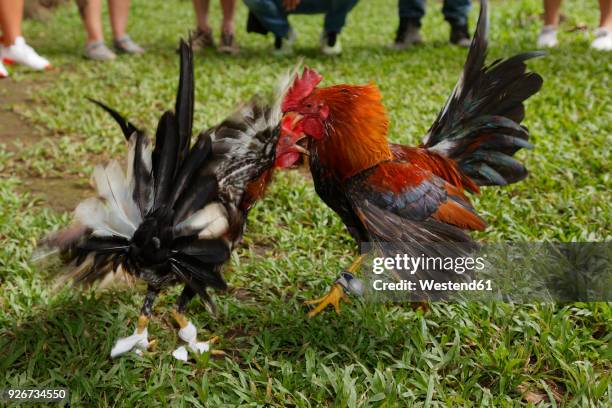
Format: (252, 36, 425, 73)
(304, 272, 365, 317)
(304, 283, 349, 317)
(110, 315, 154, 358)
(171, 311, 221, 361)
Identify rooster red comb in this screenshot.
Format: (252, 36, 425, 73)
(281, 67, 323, 112)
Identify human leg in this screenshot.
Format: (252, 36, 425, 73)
(109, 0, 144, 54)
(537, 0, 562, 48)
(393, 0, 425, 48)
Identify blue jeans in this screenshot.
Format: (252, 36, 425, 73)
(398, 0, 471, 26)
(243, 0, 360, 38)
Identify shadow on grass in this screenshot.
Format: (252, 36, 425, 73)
(0, 282, 415, 379)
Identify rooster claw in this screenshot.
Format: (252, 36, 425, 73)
(304, 283, 349, 317)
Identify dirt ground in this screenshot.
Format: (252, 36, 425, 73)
(24, 0, 69, 21)
(0, 78, 90, 213)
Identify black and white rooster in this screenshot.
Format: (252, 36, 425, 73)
(39, 40, 286, 359)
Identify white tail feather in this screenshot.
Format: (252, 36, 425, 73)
(198, 217, 229, 240)
(174, 202, 229, 238)
(75, 197, 132, 238)
(31, 246, 59, 263)
(93, 162, 141, 234)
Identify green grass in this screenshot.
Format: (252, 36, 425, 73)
(1, 0, 610, 406)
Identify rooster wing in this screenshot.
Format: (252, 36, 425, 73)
(345, 161, 486, 279)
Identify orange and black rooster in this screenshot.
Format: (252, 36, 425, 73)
(275, 0, 544, 315)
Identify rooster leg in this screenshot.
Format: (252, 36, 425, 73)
(171, 287, 219, 361)
(110, 287, 158, 358)
(304, 254, 366, 317)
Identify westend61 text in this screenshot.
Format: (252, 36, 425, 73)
(372, 279, 493, 292)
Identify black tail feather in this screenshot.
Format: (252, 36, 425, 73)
(173, 238, 231, 265)
(168, 131, 212, 209)
(171, 254, 227, 290)
(152, 111, 179, 209)
(175, 40, 195, 166)
(172, 174, 218, 224)
(87, 98, 139, 140)
(152, 40, 200, 212)
(131, 131, 154, 215)
(423, 0, 544, 187)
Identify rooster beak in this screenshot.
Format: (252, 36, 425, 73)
(292, 143, 310, 156)
(275, 112, 309, 168)
(280, 113, 309, 156)
(291, 113, 304, 129)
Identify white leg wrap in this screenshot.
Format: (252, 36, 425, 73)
(178, 322, 197, 343)
(173, 321, 210, 361)
(110, 326, 149, 358)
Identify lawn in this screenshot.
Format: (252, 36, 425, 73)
(0, 0, 610, 406)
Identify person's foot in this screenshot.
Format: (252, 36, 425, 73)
(591, 27, 612, 51)
(273, 29, 296, 56)
(84, 41, 116, 61)
(320, 32, 342, 55)
(114, 35, 145, 55)
(0, 60, 8, 78)
(450, 23, 471, 47)
(537, 25, 558, 48)
(1, 36, 51, 70)
(190, 29, 214, 51)
(218, 32, 239, 54)
(392, 18, 422, 50)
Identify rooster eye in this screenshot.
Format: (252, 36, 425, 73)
(306, 103, 313, 108)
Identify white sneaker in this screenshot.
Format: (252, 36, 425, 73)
(320, 32, 342, 56)
(537, 25, 558, 48)
(0, 60, 7, 78)
(591, 28, 612, 51)
(1, 37, 51, 70)
(273, 29, 296, 56)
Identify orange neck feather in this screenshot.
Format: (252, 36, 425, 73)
(312, 84, 392, 180)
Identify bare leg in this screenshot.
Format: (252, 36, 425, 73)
(192, 0, 211, 33)
(543, 0, 563, 27)
(172, 285, 196, 328)
(77, 0, 104, 44)
(592, 0, 612, 50)
(537, 0, 562, 47)
(172, 286, 220, 360)
(220, 0, 237, 34)
(600, 0, 612, 29)
(108, 0, 131, 40)
(139, 287, 158, 320)
(0, 0, 24, 46)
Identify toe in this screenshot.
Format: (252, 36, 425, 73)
(307, 300, 331, 317)
(189, 341, 210, 354)
(304, 294, 329, 305)
(147, 339, 158, 351)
